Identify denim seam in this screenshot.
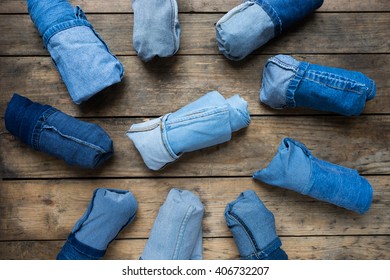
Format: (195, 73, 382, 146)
(42, 19, 93, 47)
(285, 62, 310, 108)
(161, 114, 181, 160)
(242, 237, 283, 260)
(254, 0, 282, 35)
(226, 212, 260, 257)
(172, 205, 195, 259)
(268, 57, 299, 72)
(169, 0, 178, 54)
(30, 107, 58, 150)
(302, 74, 368, 95)
(40, 125, 108, 154)
(165, 107, 229, 125)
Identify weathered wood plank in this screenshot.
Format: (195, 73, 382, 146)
(1, 55, 388, 117)
(0, 178, 388, 241)
(1, 13, 389, 56)
(0, 0, 388, 13)
(1, 116, 389, 178)
(1, 236, 389, 260)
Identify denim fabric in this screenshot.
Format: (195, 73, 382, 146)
(5, 94, 113, 168)
(133, 0, 181, 62)
(216, 0, 323, 60)
(27, 0, 124, 104)
(225, 190, 288, 260)
(141, 189, 204, 260)
(260, 55, 376, 116)
(127, 91, 250, 170)
(57, 188, 138, 260)
(253, 138, 374, 214)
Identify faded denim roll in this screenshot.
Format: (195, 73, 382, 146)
(27, 0, 124, 104)
(216, 0, 323, 60)
(5, 94, 113, 168)
(260, 55, 376, 116)
(133, 0, 181, 62)
(127, 91, 251, 170)
(141, 189, 204, 260)
(225, 190, 288, 260)
(57, 188, 138, 260)
(253, 138, 374, 214)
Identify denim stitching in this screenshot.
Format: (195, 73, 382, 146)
(172, 205, 195, 259)
(242, 238, 283, 260)
(268, 56, 299, 72)
(161, 115, 181, 160)
(227, 212, 260, 258)
(255, 0, 282, 35)
(285, 62, 310, 107)
(166, 107, 229, 126)
(169, 0, 178, 54)
(40, 125, 108, 153)
(43, 19, 92, 47)
(30, 107, 58, 150)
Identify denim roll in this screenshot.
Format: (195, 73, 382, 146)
(141, 189, 204, 260)
(225, 190, 288, 260)
(253, 138, 374, 214)
(57, 188, 138, 260)
(127, 91, 251, 170)
(132, 0, 181, 62)
(216, 0, 323, 60)
(27, 0, 124, 104)
(260, 55, 376, 116)
(5, 94, 113, 168)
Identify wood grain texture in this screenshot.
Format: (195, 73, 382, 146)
(1, 116, 390, 179)
(1, 13, 389, 56)
(0, 0, 388, 13)
(0, 178, 388, 241)
(1, 55, 388, 117)
(1, 236, 389, 260)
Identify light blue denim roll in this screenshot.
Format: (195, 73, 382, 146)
(127, 91, 251, 170)
(27, 0, 124, 104)
(57, 188, 138, 260)
(5, 94, 113, 169)
(216, 0, 324, 60)
(225, 190, 288, 260)
(253, 138, 374, 214)
(132, 0, 181, 62)
(260, 55, 376, 116)
(141, 189, 204, 260)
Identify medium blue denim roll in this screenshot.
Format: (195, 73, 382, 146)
(57, 188, 138, 260)
(225, 190, 288, 260)
(127, 91, 251, 170)
(141, 189, 204, 260)
(27, 0, 124, 104)
(253, 138, 374, 214)
(5, 94, 113, 168)
(132, 0, 181, 62)
(216, 0, 324, 60)
(260, 55, 376, 116)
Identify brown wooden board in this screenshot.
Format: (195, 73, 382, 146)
(1, 13, 389, 56)
(1, 55, 388, 117)
(1, 236, 389, 260)
(0, 0, 389, 13)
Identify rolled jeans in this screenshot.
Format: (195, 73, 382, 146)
(141, 189, 204, 260)
(5, 94, 113, 168)
(27, 0, 124, 104)
(260, 55, 376, 116)
(127, 91, 251, 170)
(253, 138, 374, 214)
(216, 0, 324, 60)
(225, 190, 288, 260)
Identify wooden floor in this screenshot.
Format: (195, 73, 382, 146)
(1, 0, 390, 260)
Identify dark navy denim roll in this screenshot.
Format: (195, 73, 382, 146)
(57, 188, 138, 260)
(5, 94, 113, 168)
(260, 55, 376, 116)
(27, 0, 124, 104)
(216, 0, 323, 60)
(253, 138, 374, 214)
(225, 190, 288, 260)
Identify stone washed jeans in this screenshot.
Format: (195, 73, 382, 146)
(127, 91, 250, 170)
(27, 0, 124, 104)
(260, 55, 376, 116)
(5, 94, 113, 168)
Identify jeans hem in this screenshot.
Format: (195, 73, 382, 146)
(254, 0, 282, 35)
(285, 62, 310, 108)
(241, 237, 284, 260)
